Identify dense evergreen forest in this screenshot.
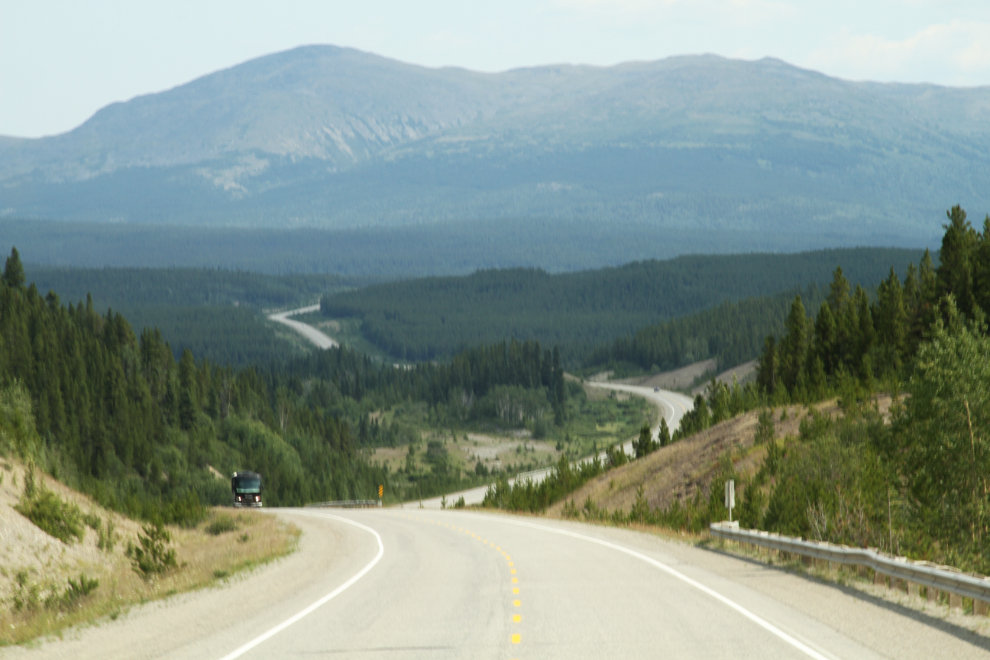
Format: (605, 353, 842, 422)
(321, 248, 923, 363)
(0, 251, 572, 520)
(22, 266, 351, 310)
(585, 285, 826, 375)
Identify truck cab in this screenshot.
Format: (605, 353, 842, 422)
(231, 471, 263, 507)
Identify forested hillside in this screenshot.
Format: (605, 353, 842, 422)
(320, 248, 922, 363)
(0, 249, 575, 520)
(614, 206, 990, 574)
(585, 286, 826, 375)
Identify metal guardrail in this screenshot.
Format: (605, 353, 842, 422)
(710, 522, 990, 604)
(306, 500, 381, 508)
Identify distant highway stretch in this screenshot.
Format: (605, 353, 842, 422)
(268, 304, 338, 349)
(16, 508, 985, 660)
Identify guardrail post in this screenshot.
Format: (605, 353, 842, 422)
(907, 581, 919, 597)
(874, 569, 886, 587)
(975, 599, 989, 616)
(949, 593, 963, 611)
(927, 586, 939, 603)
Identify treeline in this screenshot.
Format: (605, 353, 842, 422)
(585, 286, 825, 374)
(755, 205, 989, 401)
(23, 265, 349, 310)
(320, 248, 922, 363)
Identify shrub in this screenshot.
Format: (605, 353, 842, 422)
(97, 517, 117, 552)
(46, 574, 99, 611)
(14, 466, 84, 544)
(128, 522, 178, 579)
(206, 514, 239, 536)
(82, 511, 102, 531)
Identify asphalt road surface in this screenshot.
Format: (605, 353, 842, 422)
(268, 304, 338, 349)
(15, 509, 990, 659)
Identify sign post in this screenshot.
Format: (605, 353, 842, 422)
(724, 479, 735, 523)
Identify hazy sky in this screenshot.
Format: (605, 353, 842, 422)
(2, 0, 988, 138)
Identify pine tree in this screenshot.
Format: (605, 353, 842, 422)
(780, 296, 808, 392)
(657, 417, 671, 447)
(756, 335, 778, 394)
(813, 302, 837, 375)
(974, 216, 990, 317)
(937, 205, 978, 319)
(178, 349, 198, 431)
(874, 267, 908, 368)
(3, 247, 25, 289)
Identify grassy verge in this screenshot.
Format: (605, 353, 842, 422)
(0, 509, 299, 646)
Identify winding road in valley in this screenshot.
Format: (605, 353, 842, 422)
(15, 508, 988, 659)
(268, 304, 338, 349)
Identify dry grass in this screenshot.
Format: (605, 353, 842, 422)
(0, 459, 298, 647)
(546, 394, 895, 520)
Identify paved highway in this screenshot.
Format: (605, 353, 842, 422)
(268, 304, 338, 349)
(16, 508, 989, 659)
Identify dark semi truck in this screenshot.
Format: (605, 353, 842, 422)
(231, 471, 264, 507)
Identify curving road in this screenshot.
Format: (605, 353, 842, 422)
(410, 383, 695, 509)
(268, 304, 338, 349)
(16, 508, 988, 659)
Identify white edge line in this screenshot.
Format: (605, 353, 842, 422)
(443, 514, 835, 660)
(217, 512, 384, 660)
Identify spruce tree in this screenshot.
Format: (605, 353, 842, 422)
(937, 205, 978, 318)
(3, 247, 25, 288)
(657, 416, 671, 447)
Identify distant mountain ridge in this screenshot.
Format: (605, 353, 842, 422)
(2, 45, 988, 247)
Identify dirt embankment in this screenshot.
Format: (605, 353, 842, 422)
(546, 396, 893, 519)
(609, 358, 758, 394)
(0, 458, 298, 645)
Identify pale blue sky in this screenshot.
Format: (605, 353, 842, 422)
(2, 0, 988, 138)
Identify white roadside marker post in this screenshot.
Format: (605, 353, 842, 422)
(725, 479, 735, 523)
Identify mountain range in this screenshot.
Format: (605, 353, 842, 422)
(3, 45, 989, 251)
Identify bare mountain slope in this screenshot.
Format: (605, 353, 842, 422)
(2, 46, 989, 243)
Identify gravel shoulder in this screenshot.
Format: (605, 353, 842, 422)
(2, 510, 369, 660)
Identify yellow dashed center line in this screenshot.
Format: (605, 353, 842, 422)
(408, 514, 525, 657)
